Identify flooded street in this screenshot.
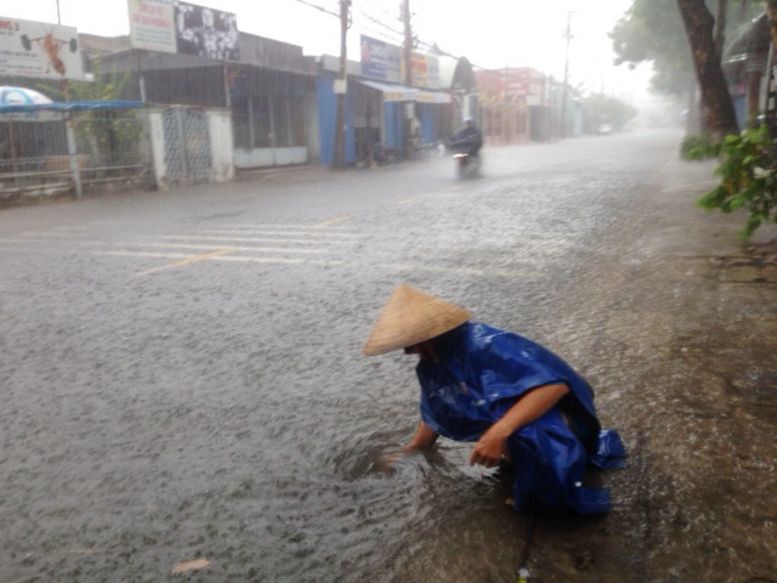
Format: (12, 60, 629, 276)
(1, 130, 776, 581)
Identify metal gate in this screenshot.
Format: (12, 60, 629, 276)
(162, 106, 212, 184)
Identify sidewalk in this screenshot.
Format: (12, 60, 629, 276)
(583, 154, 777, 579)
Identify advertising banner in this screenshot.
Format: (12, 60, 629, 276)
(128, 0, 239, 61)
(174, 1, 239, 61)
(128, 0, 177, 53)
(360, 35, 400, 82)
(0, 16, 83, 79)
(400, 51, 440, 89)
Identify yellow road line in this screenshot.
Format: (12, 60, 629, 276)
(134, 247, 234, 277)
(397, 197, 416, 205)
(316, 215, 352, 228)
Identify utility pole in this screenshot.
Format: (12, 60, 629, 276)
(560, 11, 572, 139)
(402, 0, 412, 159)
(333, 0, 351, 168)
(55, 0, 81, 196)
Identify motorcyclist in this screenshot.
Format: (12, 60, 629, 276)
(450, 117, 483, 157)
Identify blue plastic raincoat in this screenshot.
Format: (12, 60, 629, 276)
(417, 322, 626, 514)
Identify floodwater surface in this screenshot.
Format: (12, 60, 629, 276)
(1, 131, 775, 581)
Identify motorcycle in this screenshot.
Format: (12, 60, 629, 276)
(449, 137, 482, 179)
(452, 150, 481, 179)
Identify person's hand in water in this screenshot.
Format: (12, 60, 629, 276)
(376, 421, 439, 472)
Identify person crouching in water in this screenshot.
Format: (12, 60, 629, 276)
(363, 284, 626, 514)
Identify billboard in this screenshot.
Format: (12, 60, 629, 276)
(128, 0, 177, 53)
(0, 16, 83, 80)
(360, 35, 400, 83)
(174, 1, 238, 60)
(403, 51, 439, 89)
(128, 0, 239, 61)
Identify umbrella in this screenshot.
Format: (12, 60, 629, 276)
(0, 86, 53, 106)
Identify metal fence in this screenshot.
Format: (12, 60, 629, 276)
(0, 109, 152, 202)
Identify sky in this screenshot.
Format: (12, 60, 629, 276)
(3, 0, 653, 103)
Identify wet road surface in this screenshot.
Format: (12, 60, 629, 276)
(1, 130, 776, 581)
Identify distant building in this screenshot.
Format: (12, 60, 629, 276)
(84, 31, 320, 169)
(316, 38, 477, 166)
(475, 67, 554, 143)
(722, 13, 770, 129)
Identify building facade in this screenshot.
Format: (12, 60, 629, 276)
(316, 37, 477, 167)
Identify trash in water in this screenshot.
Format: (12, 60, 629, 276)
(171, 558, 210, 574)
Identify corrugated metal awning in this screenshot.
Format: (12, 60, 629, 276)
(358, 79, 417, 101)
(357, 79, 450, 104)
(416, 90, 450, 104)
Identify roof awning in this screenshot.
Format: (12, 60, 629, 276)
(358, 79, 417, 102)
(357, 79, 450, 104)
(0, 100, 144, 114)
(416, 90, 450, 104)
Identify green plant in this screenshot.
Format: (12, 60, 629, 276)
(680, 133, 716, 160)
(685, 125, 777, 239)
(41, 64, 142, 167)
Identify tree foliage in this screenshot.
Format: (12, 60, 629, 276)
(611, 0, 694, 95)
(684, 126, 777, 238)
(611, 0, 764, 96)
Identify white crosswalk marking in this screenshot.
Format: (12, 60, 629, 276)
(159, 234, 353, 246)
(198, 228, 360, 238)
(95, 251, 191, 259)
(214, 223, 357, 232)
(126, 242, 324, 254)
(0, 221, 528, 280)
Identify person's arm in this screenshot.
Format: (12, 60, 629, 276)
(377, 420, 438, 471)
(403, 420, 439, 453)
(469, 383, 569, 467)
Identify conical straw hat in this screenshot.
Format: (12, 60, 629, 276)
(363, 284, 472, 356)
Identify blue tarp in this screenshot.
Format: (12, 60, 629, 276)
(417, 322, 626, 514)
(0, 100, 144, 114)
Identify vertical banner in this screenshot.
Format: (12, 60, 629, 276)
(0, 16, 83, 79)
(127, 0, 176, 53)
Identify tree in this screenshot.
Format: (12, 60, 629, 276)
(766, 0, 777, 47)
(676, 0, 739, 136)
(611, 0, 762, 134)
(611, 0, 695, 96)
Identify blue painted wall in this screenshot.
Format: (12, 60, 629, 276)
(383, 102, 403, 150)
(418, 103, 442, 143)
(316, 74, 356, 166)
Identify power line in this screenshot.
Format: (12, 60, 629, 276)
(292, 0, 340, 19)
(360, 25, 403, 45)
(354, 8, 405, 39)
(360, 0, 398, 23)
